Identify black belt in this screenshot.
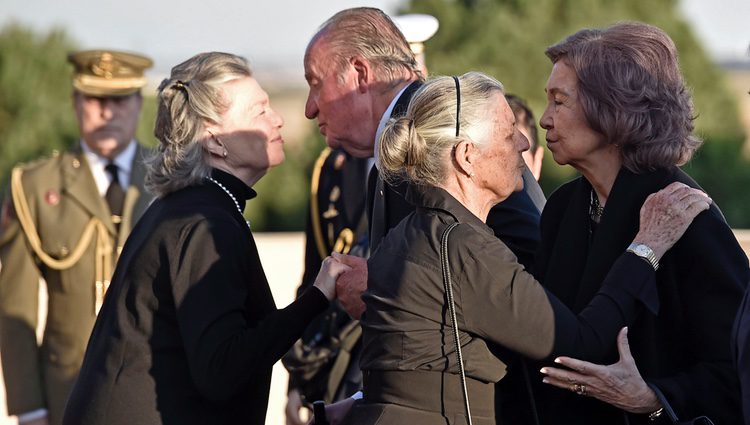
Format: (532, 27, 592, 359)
(363, 369, 494, 417)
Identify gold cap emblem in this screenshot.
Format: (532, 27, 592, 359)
(68, 49, 153, 96)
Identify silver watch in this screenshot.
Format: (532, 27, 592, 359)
(626, 243, 659, 271)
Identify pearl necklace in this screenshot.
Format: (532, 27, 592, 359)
(206, 177, 250, 228)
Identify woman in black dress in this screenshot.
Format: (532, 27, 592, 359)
(63, 52, 349, 425)
(534, 22, 749, 424)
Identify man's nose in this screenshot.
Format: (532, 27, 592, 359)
(304, 94, 318, 120)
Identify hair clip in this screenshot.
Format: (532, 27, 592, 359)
(173, 80, 189, 91)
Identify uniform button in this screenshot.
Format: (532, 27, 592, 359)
(72, 159, 81, 169)
(49, 353, 58, 362)
(379, 190, 384, 196)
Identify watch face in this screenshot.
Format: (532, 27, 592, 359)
(634, 245, 648, 256)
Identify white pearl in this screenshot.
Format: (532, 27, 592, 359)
(206, 177, 250, 229)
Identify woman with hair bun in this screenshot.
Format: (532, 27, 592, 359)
(62, 52, 350, 425)
(341, 71, 711, 425)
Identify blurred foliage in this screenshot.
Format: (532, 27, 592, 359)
(2, 5, 749, 229)
(0, 23, 159, 196)
(0, 22, 323, 231)
(0, 23, 79, 191)
(404, 0, 750, 227)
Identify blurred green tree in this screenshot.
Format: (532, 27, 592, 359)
(0, 24, 159, 196)
(404, 0, 750, 226)
(0, 24, 79, 191)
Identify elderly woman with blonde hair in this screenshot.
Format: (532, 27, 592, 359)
(338, 71, 710, 425)
(62, 52, 349, 425)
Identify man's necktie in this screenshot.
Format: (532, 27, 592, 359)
(104, 162, 125, 228)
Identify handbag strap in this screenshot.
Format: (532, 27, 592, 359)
(440, 222, 473, 425)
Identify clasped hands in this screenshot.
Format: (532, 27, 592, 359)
(312, 252, 367, 314)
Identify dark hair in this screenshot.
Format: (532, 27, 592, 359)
(505, 94, 538, 151)
(545, 21, 701, 173)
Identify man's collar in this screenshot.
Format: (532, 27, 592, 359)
(80, 139, 137, 173)
(373, 80, 422, 168)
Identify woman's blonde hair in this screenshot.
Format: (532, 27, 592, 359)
(378, 72, 504, 187)
(145, 52, 251, 197)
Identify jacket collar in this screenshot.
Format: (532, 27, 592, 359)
(208, 168, 257, 212)
(406, 184, 494, 236)
(543, 166, 674, 311)
(62, 147, 117, 235)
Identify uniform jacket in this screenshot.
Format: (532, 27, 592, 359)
(62, 169, 329, 425)
(351, 184, 659, 425)
(533, 167, 749, 425)
(284, 147, 369, 403)
(367, 81, 545, 271)
(0, 144, 152, 424)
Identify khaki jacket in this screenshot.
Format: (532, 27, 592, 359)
(0, 144, 152, 425)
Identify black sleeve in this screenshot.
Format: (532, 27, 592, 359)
(648, 207, 749, 422)
(171, 218, 329, 401)
(486, 183, 543, 272)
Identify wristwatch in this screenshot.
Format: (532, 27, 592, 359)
(626, 243, 659, 271)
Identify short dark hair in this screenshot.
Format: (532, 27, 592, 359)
(545, 22, 701, 173)
(505, 94, 538, 151)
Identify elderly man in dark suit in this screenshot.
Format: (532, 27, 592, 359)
(302, 7, 545, 321)
(0, 49, 154, 425)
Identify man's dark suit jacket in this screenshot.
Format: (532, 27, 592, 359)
(367, 81, 545, 271)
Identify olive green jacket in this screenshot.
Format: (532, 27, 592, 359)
(0, 144, 152, 425)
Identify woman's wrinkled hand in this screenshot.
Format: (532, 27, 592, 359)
(634, 182, 711, 259)
(539, 327, 661, 414)
(313, 256, 352, 302)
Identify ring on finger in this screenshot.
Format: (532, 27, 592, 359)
(573, 383, 587, 396)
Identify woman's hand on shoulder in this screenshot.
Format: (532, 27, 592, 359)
(634, 182, 711, 259)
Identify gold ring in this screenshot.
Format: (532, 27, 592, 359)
(574, 383, 587, 396)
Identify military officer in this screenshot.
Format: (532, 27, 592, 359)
(282, 147, 370, 424)
(0, 49, 154, 425)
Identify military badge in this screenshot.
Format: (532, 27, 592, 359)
(45, 190, 61, 206)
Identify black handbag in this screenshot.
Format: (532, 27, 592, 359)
(648, 384, 715, 425)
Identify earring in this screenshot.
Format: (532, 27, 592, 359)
(222, 150, 228, 158)
(469, 172, 475, 178)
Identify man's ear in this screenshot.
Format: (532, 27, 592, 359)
(351, 56, 372, 94)
(452, 139, 475, 177)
